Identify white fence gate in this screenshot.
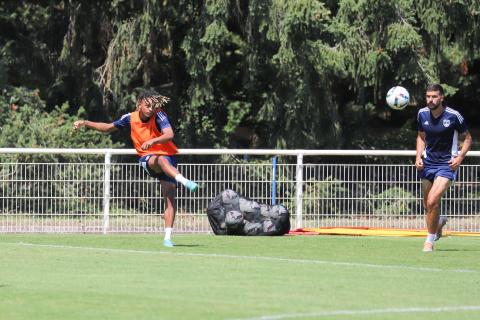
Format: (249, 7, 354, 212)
(1, 148, 480, 233)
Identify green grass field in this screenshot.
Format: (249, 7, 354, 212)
(1, 234, 479, 320)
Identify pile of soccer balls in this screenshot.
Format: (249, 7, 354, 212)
(207, 189, 291, 236)
(386, 86, 410, 110)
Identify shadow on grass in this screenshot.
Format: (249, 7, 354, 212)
(172, 244, 203, 248)
(437, 248, 480, 252)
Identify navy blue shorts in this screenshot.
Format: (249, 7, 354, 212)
(138, 155, 177, 184)
(420, 164, 456, 182)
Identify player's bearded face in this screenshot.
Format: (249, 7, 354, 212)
(426, 90, 443, 110)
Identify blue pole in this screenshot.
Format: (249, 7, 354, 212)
(272, 156, 277, 205)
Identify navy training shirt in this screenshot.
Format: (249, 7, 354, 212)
(417, 106, 468, 165)
(113, 111, 172, 131)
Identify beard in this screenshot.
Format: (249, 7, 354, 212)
(427, 102, 442, 110)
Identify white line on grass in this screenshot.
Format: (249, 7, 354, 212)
(2, 242, 478, 274)
(229, 305, 480, 320)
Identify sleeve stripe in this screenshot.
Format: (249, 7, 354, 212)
(417, 107, 428, 122)
(157, 112, 167, 121)
(446, 108, 464, 123)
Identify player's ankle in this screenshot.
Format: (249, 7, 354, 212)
(164, 227, 173, 240)
(426, 233, 436, 243)
(174, 174, 188, 186)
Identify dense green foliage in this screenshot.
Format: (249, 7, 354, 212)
(0, 86, 122, 161)
(1, 0, 479, 149)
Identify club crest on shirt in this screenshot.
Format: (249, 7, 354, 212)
(443, 119, 450, 127)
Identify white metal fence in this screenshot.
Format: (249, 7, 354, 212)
(1, 148, 480, 233)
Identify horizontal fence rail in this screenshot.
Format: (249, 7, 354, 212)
(1, 148, 480, 233)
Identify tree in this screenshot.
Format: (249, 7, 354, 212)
(0, 86, 122, 162)
(1, 0, 479, 151)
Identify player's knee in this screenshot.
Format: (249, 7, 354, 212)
(164, 204, 175, 214)
(157, 156, 171, 169)
(147, 156, 157, 167)
(148, 156, 162, 173)
(426, 198, 439, 211)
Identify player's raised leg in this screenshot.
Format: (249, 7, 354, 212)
(154, 156, 198, 192)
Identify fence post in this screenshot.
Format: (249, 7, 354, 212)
(271, 156, 277, 205)
(102, 151, 111, 234)
(295, 153, 304, 229)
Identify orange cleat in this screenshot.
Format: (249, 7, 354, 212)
(423, 241, 434, 252)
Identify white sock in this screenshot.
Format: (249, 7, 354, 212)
(174, 174, 188, 186)
(426, 233, 436, 243)
(164, 227, 173, 240)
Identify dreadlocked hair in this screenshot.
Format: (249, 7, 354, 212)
(136, 89, 171, 111)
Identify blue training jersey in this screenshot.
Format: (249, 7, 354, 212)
(417, 106, 468, 165)
(113, 111, 172, 131)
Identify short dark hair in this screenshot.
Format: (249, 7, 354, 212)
(426, 83, 444, 95)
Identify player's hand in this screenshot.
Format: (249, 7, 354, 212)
(141, 140, 154, 150)
(415, 157, 424, 170)
(73, 120, 85, 130)
(448, 155, 463, 170)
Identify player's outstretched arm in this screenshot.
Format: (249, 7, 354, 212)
(73, 120, 117, 133)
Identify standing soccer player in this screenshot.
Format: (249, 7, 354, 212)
(74, 90, 198, 247)
(415, 84, 472, 252)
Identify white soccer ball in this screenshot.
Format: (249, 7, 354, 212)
(270, 205, 288, 220)
(239, 198, 261, 221)
(221, 189, 239, 204)
(243, 221, 263, 236)
(386, 86, 410, 110)
(225, 210, 244, 226)
(262, 219, 276, 234)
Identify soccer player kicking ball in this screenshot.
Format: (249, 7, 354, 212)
(74, 90, 198, 247)
(415, 84, 472, 252)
